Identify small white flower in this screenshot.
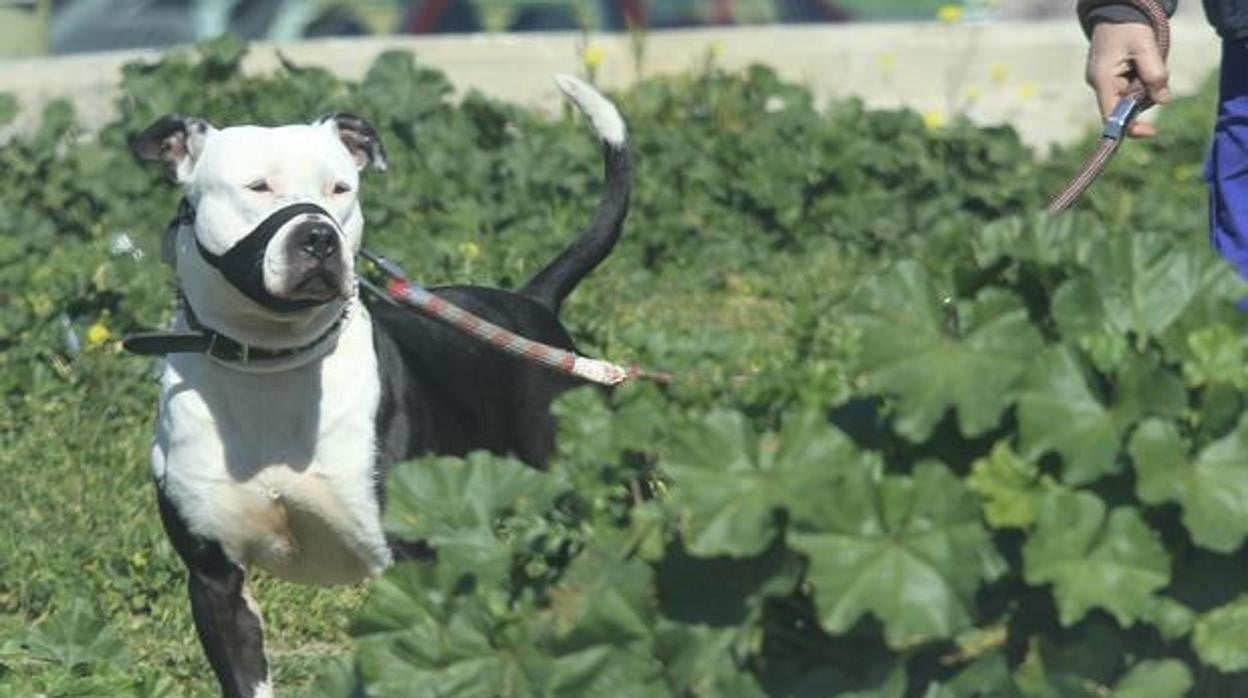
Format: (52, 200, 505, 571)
(109, 232, 144, 260)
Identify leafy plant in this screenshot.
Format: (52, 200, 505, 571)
(2, 36, 1243, 696)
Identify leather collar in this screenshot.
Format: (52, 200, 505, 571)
(122, 292, 349, 367)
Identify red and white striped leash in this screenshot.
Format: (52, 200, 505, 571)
(359, 249, 672, 387)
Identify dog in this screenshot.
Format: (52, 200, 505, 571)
(129, 75, 630, 698)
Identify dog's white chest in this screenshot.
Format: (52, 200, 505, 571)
(152, 308, 392, 585)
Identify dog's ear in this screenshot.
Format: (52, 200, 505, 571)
(318, 113, 388, 173)
(131, 115, 215, 183)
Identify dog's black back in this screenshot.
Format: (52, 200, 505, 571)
(368, 286, 582, 473)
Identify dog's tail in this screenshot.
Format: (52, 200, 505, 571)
(521, 75, 632, 312)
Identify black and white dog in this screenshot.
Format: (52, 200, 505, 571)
(130, 75, 629, 697)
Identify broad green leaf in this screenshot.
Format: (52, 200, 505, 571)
(1129, 416, 1248, 553)
(849, 261, 1042, 441)
(790, 462, 1004, 649)
(1022, 491, 1170, 627)
(927, 653, 1018, 698)
(967, 442, 1058, 529)
(1112, 659, 1192, 698)
(1126, 419, 1188, 505)
(546, 544, 670, 697)
(383, 451, 565, 583)
(19, 599, 127, 670)
(973, 213, 1093, 268)
(1139, 596, 1196, 641)
(654, 622, 765, 698)
(1183, 323, 1248, 388)
(1018, 347, 1184, 485)
(1053, 230, 1239, 341)
(548, 544, 655, 650)
(662, 408, 861, 557)
(553, 383, 669, 466)
(1193, 595, 1248, 672)
(354, 563, 552, 697)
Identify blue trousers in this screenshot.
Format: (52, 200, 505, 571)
(1209, 40, 1248, 279)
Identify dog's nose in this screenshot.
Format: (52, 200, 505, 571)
(296, 222, 339, 261)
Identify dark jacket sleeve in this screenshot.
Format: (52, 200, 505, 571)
(1076, 0, 1178, 37)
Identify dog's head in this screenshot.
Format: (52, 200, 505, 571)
(132, 113, 387, 341)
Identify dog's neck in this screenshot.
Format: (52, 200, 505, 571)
(172, 295, 356, 374)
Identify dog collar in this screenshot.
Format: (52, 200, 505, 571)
(122, 294, 350, 367)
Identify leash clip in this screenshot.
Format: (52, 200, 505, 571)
(1102, 95, 1141, 141)
(360, 248, 409, 281)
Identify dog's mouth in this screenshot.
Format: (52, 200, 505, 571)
(286, 263, 349, 302)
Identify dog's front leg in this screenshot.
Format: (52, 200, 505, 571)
(187, 562, 270, 698)
(157, 491, 271, 697)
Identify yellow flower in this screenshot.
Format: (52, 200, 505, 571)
(965, 84, 982, 102)
(936, 4, 964, 23)
(989, 63, 1009, 85)
(86, 321, 111, 347)
(1018, 81, 1037, 102)
(877, 52, 897, 73)
(459, 241, 481, 261)
(922, 109, 946, 130)
(708, 40, 725, 60)
(582, 43, 605, 70)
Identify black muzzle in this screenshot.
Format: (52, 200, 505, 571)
(196, 202, 339, 313)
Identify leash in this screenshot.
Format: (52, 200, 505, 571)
(359, 249, 673, 387)
(1047, 0, 1171, 214)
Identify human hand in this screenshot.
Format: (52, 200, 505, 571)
(1085, 21, 1171, 137)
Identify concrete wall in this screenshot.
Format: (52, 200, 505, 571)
(0, 18, 1221, 149)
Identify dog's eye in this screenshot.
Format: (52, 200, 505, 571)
(245, 179, 271, 193)
(332, 182, 352, 195)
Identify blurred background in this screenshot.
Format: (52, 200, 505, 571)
(0, 1, 1218, 148)
(0, 0, 1094, 57)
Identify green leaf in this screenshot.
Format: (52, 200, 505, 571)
(1051, 230, 1240, 342)
(1183, 323, 1248, 388)
(928, 653, 1018, 698)
(1017, 347, 1184, 485)
(1112, 659, 1192, 698)
(553, 383, 670, 468)
(849, 261, 1043, 441)
(973, 213, 1094, 268)
(968, 442, 1058, 529)
(383, 451, 565, 584)
(1193, 595, 1248, 672)
(354, 563, 551, 698)
(1022, 491, 1170, 627)
(20, 599, 127, 670)
(662, 408, 860, 557)
(654, 622, 764, 698)
(790, 461, 1004, 649)
(1128, 415, 1248, 553)
(549, 545, 655, 650)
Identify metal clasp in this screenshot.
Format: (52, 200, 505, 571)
(1102, 95, 1141, 141)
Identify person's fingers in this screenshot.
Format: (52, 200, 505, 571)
(1131, 38, 1172, 104)
(1128, 121, 1157, 138)
(1090, 71, 1124, 121)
